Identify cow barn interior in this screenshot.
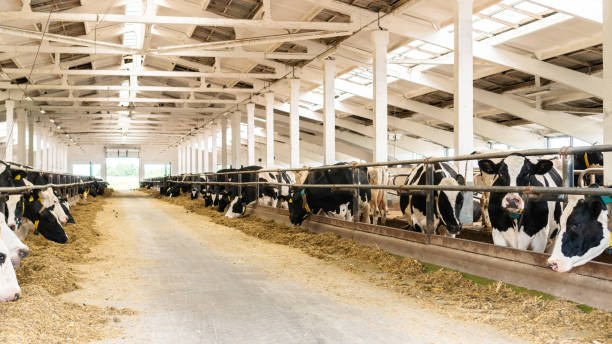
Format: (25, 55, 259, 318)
(0, 0, 611, 343)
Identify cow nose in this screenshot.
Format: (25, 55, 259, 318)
(13, 293, 19, 301)
(18, 249, 29, 259)
(8, 224, 16, 230)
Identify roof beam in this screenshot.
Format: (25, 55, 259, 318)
(527, 0, 602, 23)
(0, 83, 255, 94)
(0, 12, 358, 31)
(0, 68, 282, 79)
(25, 96, 239, 104)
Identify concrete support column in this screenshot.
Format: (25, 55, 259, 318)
(247, 103, 255, 166)
(191, 138, 197, 173)
(289, 78, 300, 168)
(202, 131, 209, 173)
(34, 123, 41, 169)
(231, 110, 241, 169)
(4, 100, 14, 162)
(178, 144, 183, 174)
(49, 136, 56, 172)
(197, 134, 203, 173)
(371, 30, 389, 162)
(221, 117, 228, 169)
(41, 128, 47, 171)
(211, 123, 218, 172)
(17, 108, 27, 164)
(184, 144, 190, 174)
(604, 0, 612, 184)
(27, 113, 34, 166)
(323, 57, 336, 165)
(454, 0, 474, 224)
(265, 92, 275, 167)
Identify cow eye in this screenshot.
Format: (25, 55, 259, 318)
(0, 253, 5, 265)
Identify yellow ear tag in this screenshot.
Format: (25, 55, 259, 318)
(288, 199, 292, 203)
(29, 196, 34, 202)
(34, 220, 39, 230)
(83, 192, 86, 197)
(14, 175, 21, 181)
(22, 201, 25, 213)
(304, 203, 311, 213)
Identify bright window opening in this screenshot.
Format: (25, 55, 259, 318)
(73, 163, 102, 177)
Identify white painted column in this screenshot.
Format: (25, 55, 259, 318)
(604, 0, 612, 184)
(184, 144, 191, 174)
(202, 131, 209, 173)
(197, 134, 203, 173)
(34, 123, 41, 169)
(17, 108, 26, 164)
(289, 78, 301, 168)
(178, 144, 183, 174)
(211, 123, 218, 172)
(27, 113, 34, 166)
(265, 92, 275, 167)
(247, 103, 255, 166)
(221, 117, 228, 169)
(371, 30, 389, 162)
(231, 110, 241, 169)
(191, 138, 197, 173)
(323, 57, 336, 165)
(4, 100, 14, 162)
(454, 0, 474, 224)
(41, 129, 48, 171)
(49, 136, 56, 172)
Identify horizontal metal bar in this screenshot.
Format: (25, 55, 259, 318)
(162, 180, 612, 197)
(143, 145, 612, 178)
(0, 181, 96, 195)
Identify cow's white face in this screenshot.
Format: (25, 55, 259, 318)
(0, 218, 21, 302)
(548, 195, 611, 272)
(41, 188, 68, 224)
(0, 218, 28, 268)
(479, 155, 553, 215)
(5, 194, 24, 230)
(225, 197, 242, 219)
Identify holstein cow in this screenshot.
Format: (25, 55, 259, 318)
(0, 216, 29, 268)
(12, 170, 69, 225)
(399, 163, 466, 236)
(225, 166, 264, 218)
(255, 171, 296, 209)
(288, 163, 370, 225)
(0, 221, 21, 302)
(367, 167, 390, 225)
(574, 151, 603, 186)
(478, 154, 562, 252)
(214, 169, 238, 212)
(547, 185, 611, 272)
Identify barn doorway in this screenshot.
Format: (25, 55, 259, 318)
(106, 157, 140, 190)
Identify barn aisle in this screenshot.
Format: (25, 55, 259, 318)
(71, 191, 526, 344)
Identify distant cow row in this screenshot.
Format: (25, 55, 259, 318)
(0, 165, 107, 303)
(154, 152, 610, 274)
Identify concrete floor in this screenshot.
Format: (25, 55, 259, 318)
(71, 191, 527, 344)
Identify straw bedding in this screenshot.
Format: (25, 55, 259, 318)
(144, 189, 611, 344)
(0, 189, 135, 344)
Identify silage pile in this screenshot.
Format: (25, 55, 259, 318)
(0, 189, 135, 344)
(143, 189, 611, 344)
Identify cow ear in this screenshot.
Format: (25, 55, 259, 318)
(478, 160, 498, 175)
(585, 197, 603, 219)
(532, 160, 553, 175)
(455, 174, 466, 185)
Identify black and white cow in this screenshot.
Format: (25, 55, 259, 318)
(255, 171, 296, 209)
(287, 163, 370, 226)
(574, 151, 603, 186)
(547, 185, 611, 272)
(399, 162, 466, 236)
(478, 154, 562, 252)
(214, 169, 238, 212)
(0, 218, 21, 302)
(225, 166, 264, 218)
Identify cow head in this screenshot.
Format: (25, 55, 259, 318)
(436, 177, 464, 235)
(25, 193, 68, 244)
(478, 154, 553, 217)
(217, 193, 231, 213)
(4, 194, 24, 231)
(0, 217, 29, 268)
(204, 192, 213, 207)
(225, 197, 245, 219)
(190, 187, 199, 200)
(548, 190, 611, 272)
(288, 189, 310, 225)
(0, 221, 21, 302)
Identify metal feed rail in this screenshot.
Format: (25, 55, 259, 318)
(143, 144, 612, 243)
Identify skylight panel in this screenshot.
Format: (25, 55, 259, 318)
(419, 43, 449, 55)
(473, 18, 508, 33)
(404, 49, 433, 59)
(480, 5, 503, 16)
(513, 1, 550, 14)
(492, 9, 530, 24)
(408, 40, 424, 47)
